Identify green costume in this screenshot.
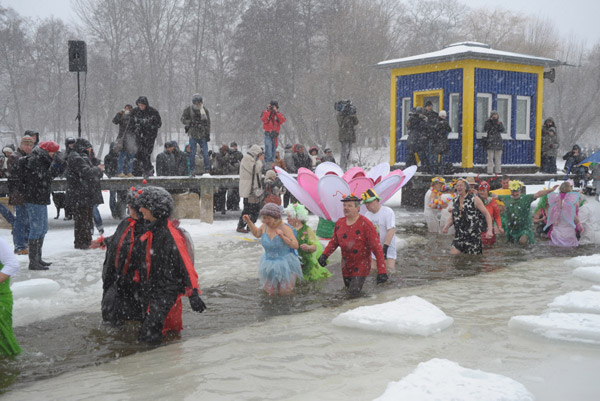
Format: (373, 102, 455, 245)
(499, 194, 536, 244)
(297, 223, 332, 281)
(1, 277, 21, 357)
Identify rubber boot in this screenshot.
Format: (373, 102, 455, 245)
(38, 236, 52, 267)
(28, 239, 49, 271)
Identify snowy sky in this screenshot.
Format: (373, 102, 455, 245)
(2, 0, 599, 44)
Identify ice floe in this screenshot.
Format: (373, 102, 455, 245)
(548, 290, 600, 314)
(573, 266, 600, 283)
(509, 312, 600, 345)
(373, 358, 534, 401)
(332, 295, 453, 336)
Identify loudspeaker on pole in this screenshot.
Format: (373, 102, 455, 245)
(68, 40, 87, 72)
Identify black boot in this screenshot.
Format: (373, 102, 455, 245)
(28, 239, 49, 271)
(38, 236, 52, 267)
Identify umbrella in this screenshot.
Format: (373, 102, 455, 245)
(577, 150, 600, 167)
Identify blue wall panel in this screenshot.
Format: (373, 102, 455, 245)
(473, 69, 537, 165)
(396, 69, 463, 163)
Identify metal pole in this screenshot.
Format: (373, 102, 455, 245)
(77, 70, 81, 137)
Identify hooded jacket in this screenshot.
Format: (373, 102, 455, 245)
(131, 96, 162, 147)
(541, 118, 559, 157)
(336, 111, 359, 143)
(20, 146, 60, 205)
(239, 145, 263, 198)
(66, 138, 104, 207)
(181, 104, 211, 141)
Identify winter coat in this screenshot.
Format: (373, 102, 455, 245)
(293, 151, 312, 171)
(424, 109, 439, 140)
(405, 114, 427, 152)
(184, 150, 205, 175)
(137, 218, 199, 298)
(261, 109, 286, 134)
(431, 117, 451, 155)
(104, 142, 119, 178)
(272, 155, 287, 171)
(20, 146, 60, 205)
(112, 111, 138, 153)
(283, 149, 297, 173)
(181, 105, 211, 141)
(563, 145, 587, 166)
(131, 97, 162, 150)
(228, 149, 243, 173)
(156, 149, 186, 176)
(541, 118, 559, 157)
(321, 154, 336, 164)
(101, 217, 146, 323)
(7, 148, 27, 205)
(65, 138, 104, 208)
(336, 111, 359, 143)
(483, 118, 505, 150)
(213, 151, 236, 175)
(239, 145, 263, 199)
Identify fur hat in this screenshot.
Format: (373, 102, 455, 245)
(137, 186, 174, 219)
(259, 202, 282, 219)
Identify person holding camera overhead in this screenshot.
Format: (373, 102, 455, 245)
(483, 110, 505, 175)
(261, 100, 286, 165)
(335, 100, 359, 170)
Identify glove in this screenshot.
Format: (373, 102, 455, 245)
(376, 273, 389, 285)
(189, 289, 206, 313)
(318, 254, 328, 267)
(382, 244, 389, 259)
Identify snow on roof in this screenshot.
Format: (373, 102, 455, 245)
(377, 41, 563, 69)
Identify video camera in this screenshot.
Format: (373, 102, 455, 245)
(334, 99, 356, 115)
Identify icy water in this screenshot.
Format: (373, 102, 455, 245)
(2, 208, 600, 400)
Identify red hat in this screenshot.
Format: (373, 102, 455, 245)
(38, 141, 60, 153)
(478, 181, 490, 191)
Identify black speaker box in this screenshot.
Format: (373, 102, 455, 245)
(68, 40, 87, 72)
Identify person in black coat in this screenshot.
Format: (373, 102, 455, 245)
(293, 145, 312, 171)
(135, 186, 206, 344)
(405, 108, 427, 169)
(227, 142, 243, 211)
(563, 144, 588, 186)
(431, 111, 452, 175)
(66, 138, 104, 249)
(104, 142, 126, 219)
(20, 141, 62, 270)
(483, 110, 505, 174)
(156, 141, 186, 176)
(93, 189, 146, 325)
(131, 96, 162, 177)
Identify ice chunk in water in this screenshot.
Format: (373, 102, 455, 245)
(509, 312, 600, 345)
(573, 266, 600, 283)
(373, 358, 534, 401)
(548, 290, 600, 314)
(332, 295, 453, 336)
(565, 254, 600, 267)
(11, 278, 60, 299)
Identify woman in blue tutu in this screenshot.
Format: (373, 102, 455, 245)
(243, 203, 303, 295)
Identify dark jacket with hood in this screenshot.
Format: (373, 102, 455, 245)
(541, 118, 559, 157)
(563, 145, 587, 166)
(181, 104, 211, 141)
(156, 142, 187, 176)
(104, 142, 119, 178)
(66, 138, 104, 208)
(20, 146, 61, 205)
(7, 148, 28, 205)
(483, 114, 505, 150)
(131, 96, 162, 149)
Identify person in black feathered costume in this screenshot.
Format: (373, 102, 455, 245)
(93, 188, 146, 325)
(135, 186, 206, 344)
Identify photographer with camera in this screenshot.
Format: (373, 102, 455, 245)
(335, 100, 358, 170)
(261, 100, 286, 165)
(131, 96, 162, 177)
(181, 94, 211, 176)
(483, 110, 505, 175)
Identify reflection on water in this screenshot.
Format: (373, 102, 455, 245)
(1, 209, 598, 395)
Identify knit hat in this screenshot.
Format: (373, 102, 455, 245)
(38, 141, 60, 153)
(265, 169, 277, 181)
(285, 203, 309, 222)
(425, 100, 433, 107)
(192, 93, 203, 104)
(439, 110, 447, 118)
(361, 188, 381, 204)
(230, 141, 237, 147)
(21, 136, 35, 145)
(269, 100, 279, 108)
(137, 186, 174, 219)
(2, 146, 14, 155)
(324, 148, 332, 153)
(259, 202, 282, 219)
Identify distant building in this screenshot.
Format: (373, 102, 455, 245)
(377, 42, 563, 168)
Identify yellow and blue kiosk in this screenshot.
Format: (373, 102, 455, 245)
(377, 42, 563, 169)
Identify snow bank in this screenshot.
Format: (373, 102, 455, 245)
(11, 278, 60, 299)
(332, 295, 453, 336)
(509, 312, 600, 345)
(573, 266, 600, 283)
(373, 358, 534, 401)
(565, 254, 600, 267)
(548, 290, 600, 314)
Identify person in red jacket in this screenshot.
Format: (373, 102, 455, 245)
(318, 194, 388, 296)
(260, 100, 286, 164)
(477, 180, 503, 246)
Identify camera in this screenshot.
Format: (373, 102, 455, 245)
(335, 100, 356, 115)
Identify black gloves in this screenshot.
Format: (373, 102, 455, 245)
(189, 289, 206, 313)
(376, 273, 389, 285)
(382, 244, 389, 259)
(318, 254, 328, 267)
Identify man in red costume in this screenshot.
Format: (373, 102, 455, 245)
(318, 194, 388, 296)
